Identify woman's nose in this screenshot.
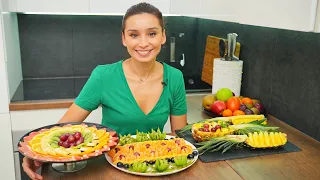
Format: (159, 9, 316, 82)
(138, 36, 149, 47)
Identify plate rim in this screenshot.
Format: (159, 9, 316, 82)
(105, 135, 198, 177)
(18, 122, 117, 163)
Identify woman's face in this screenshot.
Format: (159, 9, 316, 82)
(122, 13, 166, 63)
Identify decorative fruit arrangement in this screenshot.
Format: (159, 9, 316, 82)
(19, 124, 118, 162)
(107, 128, 198, 174)
(179, 115, 288, 154)
(202, 88, 265, 117)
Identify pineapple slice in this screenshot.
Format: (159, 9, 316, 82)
(245, 131, 287, 148)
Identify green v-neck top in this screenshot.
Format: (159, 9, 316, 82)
(74, 60, 187, 135)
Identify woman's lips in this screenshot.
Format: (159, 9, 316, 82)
(135, 49, 153, 57)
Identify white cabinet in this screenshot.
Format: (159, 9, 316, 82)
(0, 5, 10, 113)
(315, 0, 320, 32)
(90, 0, 170, 14)
(16, 0, 90, 13)
(170, 0, 200, 17)
(239, 0, 318, 32)
(0, 113, 16, 180)
(198, 0, 240, 23)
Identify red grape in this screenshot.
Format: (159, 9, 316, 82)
(74, 132, 82, 137)
(67, 135, 75, 143)
(58, 141, 63, 146)
(74, 134, 81, 140)
(60, 135, 67, 141)
(215, 125, 221, 130)
(76, 137, 84, 145)
(211, 127, 216, 132)
(62, 141, 70, 148)
(204, 128, 209, 132)
(203, 124, 209, 128)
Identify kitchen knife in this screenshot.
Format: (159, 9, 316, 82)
(219, 39, 225, 59)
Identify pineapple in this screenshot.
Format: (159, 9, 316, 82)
(246, 132, 287, 148)
(230, 115, 267, 125)
(195, 131, 288, 155)
(191, 121, 234, 142)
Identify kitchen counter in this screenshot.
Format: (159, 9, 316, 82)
(40, 95, 320, 180)
(9, 78, 211, 111)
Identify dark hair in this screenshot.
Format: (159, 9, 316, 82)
(122, 2, 165, 33)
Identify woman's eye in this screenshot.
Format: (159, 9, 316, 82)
(130, 34, 138, 38)
(149, 32, 157, 37)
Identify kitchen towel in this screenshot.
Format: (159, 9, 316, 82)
(212, 58, 243, 96)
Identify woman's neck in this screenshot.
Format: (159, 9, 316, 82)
(128, 58, 156, 82)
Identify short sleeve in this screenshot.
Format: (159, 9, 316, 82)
(171, 71, 187, 116)
(74, 65, 104, 111)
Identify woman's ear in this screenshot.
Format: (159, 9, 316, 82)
(122, 32, 127, 47)
(161, 29, 167, 45)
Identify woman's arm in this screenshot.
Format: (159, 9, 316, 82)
(169, 114, 187, 136)
(58, 103, 91, 123)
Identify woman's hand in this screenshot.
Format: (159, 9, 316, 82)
(22, 157, 43, 180)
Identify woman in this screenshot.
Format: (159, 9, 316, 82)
(22, 2, 187, 179)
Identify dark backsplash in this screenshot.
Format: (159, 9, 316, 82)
(197, 19, 320, 141)
(16, 14, 320, 141)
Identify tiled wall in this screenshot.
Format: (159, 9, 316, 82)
(197, 18, 320, 141)
(17, 14, 320, 141)
(18, 14, 211, 91)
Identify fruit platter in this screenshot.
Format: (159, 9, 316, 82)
(18, 122, 118, 172)
(178, 115, 288, 155)
(106, 128, 198, 176)
(202, 88, 265, 117)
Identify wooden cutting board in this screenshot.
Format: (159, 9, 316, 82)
(201, 35, 241, 85)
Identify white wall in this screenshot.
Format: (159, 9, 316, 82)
(0, 2, 16, 180)
(315, 0, 320, 32)
(3, 12, 22, 99)
(0, 114, 15, 180)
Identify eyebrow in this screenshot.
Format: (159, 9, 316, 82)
(127, 27, 159, 32)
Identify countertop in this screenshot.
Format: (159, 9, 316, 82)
(40, 95, 320, 180)
(9, 78, 211, 111)
(40, 116, 320, 180)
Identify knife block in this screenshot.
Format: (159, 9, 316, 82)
(201, 35, 241, 86)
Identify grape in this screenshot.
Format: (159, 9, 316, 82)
(79, 137, 84, 143)
(58, 141, 63, 146)
(60, 135, 67, 141)
(203, 124, 209, 128)
(62, 141, 70, 148)
(74, 132, 82, 137)
(76, 137, 84, 145)
(211, 127, 216, 132)
(67, 135, 75, 143)
(74, 134, 81, 140)
(215, 125, 221, 130)
(204, 128, 209, 132)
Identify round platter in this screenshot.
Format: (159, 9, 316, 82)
(203, 108, 218, 117)
(18, 122, 118, 164)
(105, 135, 198, 177)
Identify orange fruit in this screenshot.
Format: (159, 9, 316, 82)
(242, 97, 253, 104)
(227, 97, 241, 112)
(233, 110, 245, 116)
(222, 109, 233, 117)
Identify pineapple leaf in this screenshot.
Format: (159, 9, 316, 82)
(249, 118, 267, 125)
